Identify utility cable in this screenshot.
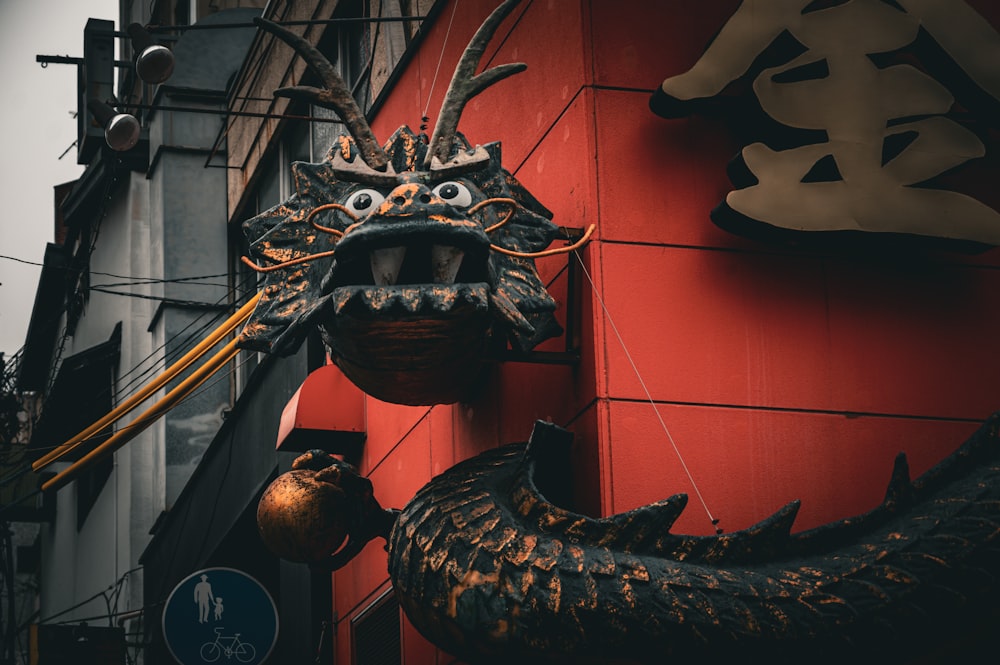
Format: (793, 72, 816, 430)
(42, 338, 242, 492)
(419, 0, 459, 132)
(33, 296, 258, 472)
(572, 250, 722, 534)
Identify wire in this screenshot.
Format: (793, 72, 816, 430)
(89, 286, 232, 308)
(93, 277, 230, 289)
(572, 250, 722, 534)
(0, 294, 244, 474)
(112, 307, 230, 402)
(10, 274, 257, 463)
(43, 163, 119, 399)
(0, 254, 229, 285)
(29, 585, 112, 626)
(18, 350, 253, 475)
(110, 275, 257, 402)
(114, 292, 255, 407)
(360, 0, 388, 104)
(420, 0, 459, 131)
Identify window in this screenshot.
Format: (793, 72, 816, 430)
(25, 324, 121, 528)
(311, 0, 425, 158)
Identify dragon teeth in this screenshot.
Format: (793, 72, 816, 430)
(431, 245, 464, 284)
(370, 247, 406, 286)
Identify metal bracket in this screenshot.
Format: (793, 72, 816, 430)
(497, 226, 586, 366)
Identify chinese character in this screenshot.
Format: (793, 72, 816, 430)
(653, 0, 1000, 247)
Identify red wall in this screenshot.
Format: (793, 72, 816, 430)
(327, 1, 1000, 662)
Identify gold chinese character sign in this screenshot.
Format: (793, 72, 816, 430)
(652, 0, 1000, 249)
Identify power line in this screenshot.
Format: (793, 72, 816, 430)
(0, 254, 229, 286)
(110, 275, 257, 403)
(88, 286, 230, 308)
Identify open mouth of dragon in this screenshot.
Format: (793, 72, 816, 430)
(322, 216, 493, 318)
(317, 215, 496, 405)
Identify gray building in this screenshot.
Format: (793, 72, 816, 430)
(9, 2, 263, 661)
(8, 1, 433, 662)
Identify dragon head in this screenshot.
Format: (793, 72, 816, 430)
(237, 1, 584, 405)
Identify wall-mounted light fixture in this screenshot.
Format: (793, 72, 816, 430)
(42, 15, 429, 161)
(127, 23, 175, 84)
(77, 18, 116, 163)
(86, 99, 141, 152)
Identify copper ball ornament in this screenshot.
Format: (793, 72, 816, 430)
(257, 469, 350, 563)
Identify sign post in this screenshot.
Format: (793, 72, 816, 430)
(162, 567, 278, 664)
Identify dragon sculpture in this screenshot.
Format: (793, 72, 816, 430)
(261, 417, 1000, 663)
(247, 1, 1000, 662)
(238, 4, 590, 405)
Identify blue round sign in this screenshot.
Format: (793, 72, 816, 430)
(162, 567, 278, 665)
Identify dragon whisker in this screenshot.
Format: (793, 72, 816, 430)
(490, 223, 595, 259)
(308, 202, 358, 236)
(240, 249, 338, 274)
(467, 197, 518, 233)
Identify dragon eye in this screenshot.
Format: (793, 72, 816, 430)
(432, 181, 473, 208)
(345, 189, 385, 215)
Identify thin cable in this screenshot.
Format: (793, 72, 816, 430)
(0, 281, 247, 473)
(0, 254, 229, 284)
(44, 166, 118, 398)
(89, 286, 230, 307)
(28, 566, 141, 627)
(35, 324, 249, 475)
(572, 251, 721, 533)
(92, 275, 230, 288)
(18, 282, 249, 472)
(112, 307, 230, 401)
(349, 0, 385, 103)
(15, 351, 252, 462)
(420, 0, 459, 131)
(30, 281, 255, 468)
(42, 339, 243, 491)
(112, 275, 257, 402)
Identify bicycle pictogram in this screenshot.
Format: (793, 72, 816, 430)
(199, 627, 257, 662)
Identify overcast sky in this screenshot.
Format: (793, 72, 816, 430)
(0, 0, 119, 358)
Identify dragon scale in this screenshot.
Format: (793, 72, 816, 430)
(386, 418, 1000, 663)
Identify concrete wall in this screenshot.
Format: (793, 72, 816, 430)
(37, 6, 260, 652)
(40, 169, 158, 629)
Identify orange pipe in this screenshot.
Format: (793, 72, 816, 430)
(32, 293, 259, 472)
(40, 337, 241, 493)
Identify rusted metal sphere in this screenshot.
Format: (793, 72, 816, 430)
(257, 469, 349, 563)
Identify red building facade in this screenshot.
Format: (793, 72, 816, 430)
(273, 1, 1000, 661)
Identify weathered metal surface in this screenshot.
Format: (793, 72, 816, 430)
(239, 127, 561, 404)
(256, 467, 349, 563)
(239, 0, 562, 405)
(260, 415, 999, 662)
(257, 450, 397, 568)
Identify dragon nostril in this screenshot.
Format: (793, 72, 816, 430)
(419, 193, 431, 204)
(393, 196, 406, 205)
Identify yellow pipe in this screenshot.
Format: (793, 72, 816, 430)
(42, 338, 241, 493)
(33, 293, 260, 472)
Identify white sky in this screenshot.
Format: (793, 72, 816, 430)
(0, 0, 119, 358)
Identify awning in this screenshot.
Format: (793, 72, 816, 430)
(275, 363, 365, 458)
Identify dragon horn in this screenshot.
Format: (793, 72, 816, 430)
(425, 0, 527, 168)
(254, 17, 390, 171)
